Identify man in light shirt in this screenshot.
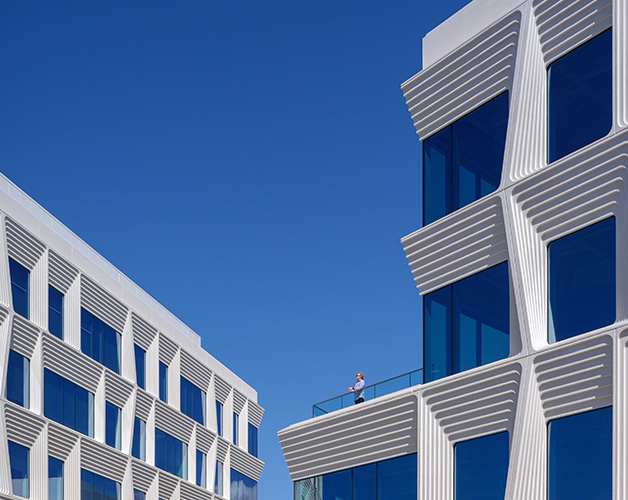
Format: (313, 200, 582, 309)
(348, 372, 365, 404)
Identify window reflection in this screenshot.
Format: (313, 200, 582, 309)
(7, 350, 29, 408)
(155, 428, 187, 479)
(9, 258, 29, 319)
(81, 309, 120, 374)
(49, 456, 64, 500)
(44, 369, 94, 437)
(231, 468, 258, 500)
(49, 286, 64, 339)
(180, 377, 206, 425)
(8, 441, 29, 498)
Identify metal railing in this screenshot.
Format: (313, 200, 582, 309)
(312, 368, 424, 417)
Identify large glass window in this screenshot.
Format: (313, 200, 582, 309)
(49, 286, 64, 339)
(49, 456, 64, 500)
(233, 412, 239, 446)
(9, 258, 29, 319)
(455, 432, 509, 500)
(196, 450, 207, 488)
(424, 262, 510, 382)
(322, 469, 350, 500)
(548, 406, 612, 500)
(353, 463, 376, 500)
(231, 468, 258, 500)
(548, 217, 615, 342)
(180, 377, 206, 425)
(44, 368, 94, 437)
(216, 400, 223, 436)
(133, 490, 146, 500)
(155, 428, 188, 479)
(548, 29, 612, 163)
(134, 345, 145, 390)
(215, 460, 224, 496)
(7, 350, 29, 408)
(423, 92, 509, 225)
(8, 440, 29, 498)
(159, 362, 168, 402)
(248, 423, 258, 458)
(80, 468, 120, 500)
(132, 417, 146, 461)
(105, 402, 121, 450)
(81, 309, 120, 374)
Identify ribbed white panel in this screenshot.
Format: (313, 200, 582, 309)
(230, 445, 264, 482)
(616, 0, 628, 129)
(214, 376, 231, 405)
(48, 250, 79, 294)
(511, 135, 627, 348)
(196, 425, 216, 454)
(4, 403, 45, 448)
(401, 196, 508, 294)
(505, 2, 548, 183)
(232, 391, 246, 415)
(5, 217, 45, 270)
(131, 459, 157, 494)
(42, 333, 103, 393)
(48, 422, 79, 461)
(105, 371, 134, 410)
(158, 472, 179, 500)
(533, 0, 612, 64)
(159, 333, 178, 365)
(0, 308, 8, 327)
(618, 327, 628, 500)
(216, 437, 230, 463)
(154, 399, 194, 444)
(534, 333, 613, 420)
(132, 313, 157, 352)
(279, 392, 417, 481)
(80, 275, 128, 334)
(81, 438, 128, 484)
(181, 349, 212, 392)
(0, 215, 11, 310)
(402, 11, 520, 140)
(136, 389, 154, 423)
(10, 315, 39, 359)
(180, 481, 213, 500)
(247, 401, 264, 428)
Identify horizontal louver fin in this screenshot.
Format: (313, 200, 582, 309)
(214, 376, 231, 405)
(5, 217, 45, 270)
(81, 438, 128, 484)
(104, 371, 134, 410)
(10, 315, 39, 359)
(131, 459, 157, 494)
(131, 313, 157, 352)
(4, 404, 45, 448)
(48, 422, 79, 461)
(181, 350, 212, 392)
(195, 425, 216, 454)
(159, 333, 178, 366)
(154, 400, 194, 444)
(48, 250, 79, 294)
(135, 389, 154, 423)
(229, 445, 264, 482)
(247, 401, 264, 428)
(80, 275, 128, 334)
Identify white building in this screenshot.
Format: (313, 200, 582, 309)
(279, 0, 623, 498)
(0, 172, 263, 500)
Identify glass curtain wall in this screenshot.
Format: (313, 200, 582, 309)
(180, 377, 206, 425)
(248, 423, 258, 457)
(49, 286, 64, 339)
(80, 469, 120, 500)
(159, 362, 168, 402)
(49, 457, 64, 500)
(423, 92, 509, 225)
(9, 258, 29, 319)
(231, 468, 258, 500)
(8, 441, 29, 498)
(132, 417, 146, 461)
(134, 345, 145, 390)
(424, 262, 510, 382)
(105, 402, 121, 450)
(7, 350, 29, 408)
(155, 428, 188, 479)
(44, 369, 94, 437)
(81, 309, 120, 374)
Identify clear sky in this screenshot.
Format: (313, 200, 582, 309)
(1, 0, 472, 498)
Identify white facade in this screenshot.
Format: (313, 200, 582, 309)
(279, 0, 625, 498)
(0, 172, 264, 499)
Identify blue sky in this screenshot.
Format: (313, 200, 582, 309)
(1, 0, 471, 497)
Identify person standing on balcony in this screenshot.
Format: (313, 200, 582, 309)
(349, 373, 365, 404)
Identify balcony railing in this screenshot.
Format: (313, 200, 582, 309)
(312, 368, 424, 417)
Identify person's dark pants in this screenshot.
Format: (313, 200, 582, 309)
(354, 398, 364, 404)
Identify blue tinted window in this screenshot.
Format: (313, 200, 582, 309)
(377, 454, 417, 500)
(8, 441, 29, 498)
(155, 428, 187, 479)
(423, 92, 508, 225)
(548, 29, 612, 163)
(322, 469, 351, 500)
(134, 490, 146, 500)
(44, 368, 94, 437)
(231, 468, 258, 500)
(216, 400, 223, 436)
(215, 460, 224, 496)
(233, 412, 239, 446)
(81, 309, 120, 374)
(549, 217, 615, 342)
(106, 402, 121, 450)
(49, 286, 64, 339)
(424, 262, 509, 382)
(159, 362, 168, 402)
(80, 468, 120, 500)
(196, 449, 206, 488)
(353, 463, 376, 500)
(180, 377, 206, 425)
(7, 350, 29, 408)
(455, 432, 509, 500)
(9, 258, 29, 319)
(248, 423, 258, 458)
(134, 345, 145, 390)
(49, 456, 64, 500)
(548, 406, 612, 500)
(132, 417, 146, 461)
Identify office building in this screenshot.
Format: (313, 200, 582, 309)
(279, 0, 622, 498)
(0, 173, 263, 499)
